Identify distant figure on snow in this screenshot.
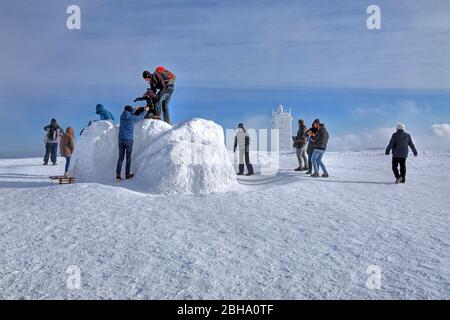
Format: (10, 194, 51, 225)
(234, 123, 254, 176)
(385, 123, 418, 184)
(142, 66, 176, 124)
(95, 104, 115, 122)
(43, 118, 63, 165)
(310, 119, 329, 178)
(116, 105, 149, 181)
(304, 123, 318, 175)
(293, 119, 308, 171)
(60, 127, 75, 177)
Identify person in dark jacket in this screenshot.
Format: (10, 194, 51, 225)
(95, 104, 115, 122)
(234, 123, 254, 176)
(385, 123, 418, 184)
(293, 119, 308, 171)
(43, 119, 63, 165)
(310, 119, 329, 178)
(142, 69, 175, 124)
(116, 105, 149, 180)
(304, 121, 319, 175)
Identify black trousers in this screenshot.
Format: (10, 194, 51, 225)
(238, 150, 254, 174)
(44, 143, 58, 164)
(116, 139, 133, 176)
(392, 157, 407, 180)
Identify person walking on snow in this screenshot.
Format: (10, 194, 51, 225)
(304, 122, 318, 175)
(116, 105, 150, 180)
(293, 119, 308, 171)
(234, 123, 254, 176)
(385, 123, 418, 184)
(59, 127, 75, 177)
(310, 119, 329, 178)
(142, 67, 176, 124)
(43, 119, 63, 165)
(95, 104, 115, 122)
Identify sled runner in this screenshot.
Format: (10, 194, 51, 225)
(49, 175, 76, 184)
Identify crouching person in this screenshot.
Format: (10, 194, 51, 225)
(116, 105, 149, 180)
(385, 123, 418, 184)
(234, 123, 254, 176)
(60, 127, 75, 177)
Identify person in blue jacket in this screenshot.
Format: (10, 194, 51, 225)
(96, 104, 115, 122)
(116, 105, 149, 180)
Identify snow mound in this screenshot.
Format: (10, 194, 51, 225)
(71, 119, 238, 194)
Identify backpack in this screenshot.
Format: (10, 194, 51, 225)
(154, 66, 176, 86)
(48, 126, 57, 140)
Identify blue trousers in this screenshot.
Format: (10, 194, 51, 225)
(116, 139, 133, 176)
(154, 87, 173, 124)
(64, 157, 71, 172)
(311, 149, 328, 174)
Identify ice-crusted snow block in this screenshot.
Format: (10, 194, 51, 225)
(71, 119, 238, 194)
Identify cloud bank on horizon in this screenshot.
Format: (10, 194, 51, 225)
(0, 0, 450, 157)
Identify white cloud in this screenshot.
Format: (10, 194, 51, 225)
(431, 123, 450, 141)
(330, 127, 395, 151)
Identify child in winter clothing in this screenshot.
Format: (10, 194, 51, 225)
(233, 123, 254, 176)
(95, 104, 115, 122)
(385, 123, 418, 184)
(60, 127, 75, 176)
(43, 119, 63, 165)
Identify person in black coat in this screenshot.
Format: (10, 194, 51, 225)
(385, 123, 418, 184)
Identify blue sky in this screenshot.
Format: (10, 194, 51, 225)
(1, 0, 450, 157)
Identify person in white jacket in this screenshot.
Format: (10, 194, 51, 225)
(233, 123, 254, 176)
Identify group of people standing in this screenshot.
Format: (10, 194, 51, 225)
(43, 119, 75, 177)
(293, 119, 330, 177)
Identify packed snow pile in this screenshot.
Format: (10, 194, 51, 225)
(70, 119, 238, 194)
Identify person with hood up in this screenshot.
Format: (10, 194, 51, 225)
(95, 104, 115, 122)
(233, 123, 254, 176)
(43, 118, 63, 165)
(116, 105, 150, 180)
(310, 119, 329, 178)
(385, 123, 418, 184)
(293, 119, 308, 171)
(59, 127, 75, 177)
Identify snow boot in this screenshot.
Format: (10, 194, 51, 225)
(116, 175, 122, 181)
(237, 164, 244, 176)
(52, 163, 58, 166)
(43, 162, 48, 166)
(246, 172, 254, 176)
(395, 177, 402, 184)
(400, 178, 406, 184)
(294, 167, 302, 171)
(322, 173, 329, 178)
(311, 173, 320, 178)
(126, 174, 135, 180)
(302, 167, 309, 171)
(64, 171, 69, 177)
(305, 170, 312, 175)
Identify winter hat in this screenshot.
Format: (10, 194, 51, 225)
(124, 105, 133, 113)
(396, 123, 406, 131)
(142, 70, 152, 79)
(298, 119, 304, 125)
(96, 104, 105, 114)
(313, 118, 320, 125)
(51, 118, 57, 124)
(238, 123, 244, 129)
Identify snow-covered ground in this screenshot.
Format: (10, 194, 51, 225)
(0, 151, 449, 299)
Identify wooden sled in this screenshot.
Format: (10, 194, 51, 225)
(49, 176, 76, 184)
